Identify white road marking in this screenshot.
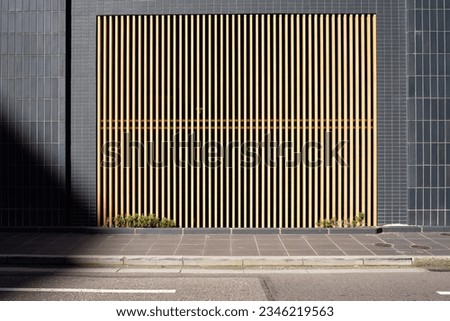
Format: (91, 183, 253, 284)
(437, 291, 450, 296)
(0, 288, 176, 294)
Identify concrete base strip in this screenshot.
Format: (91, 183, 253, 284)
(0, 267, 427, 274)
(0, 287, 176, 294)
(363, 257, 413, 266)
(3, 254, 448, 267)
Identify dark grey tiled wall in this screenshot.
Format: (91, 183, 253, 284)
(0, 0, 66, 226)
(407, 0, 450, 226)
(72, 0, 407, 226)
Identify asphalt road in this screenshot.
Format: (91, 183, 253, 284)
(0, 267, 449, 301)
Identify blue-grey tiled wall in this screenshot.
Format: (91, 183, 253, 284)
(0, 0, 66, 226)
(407, 0, 450, 226)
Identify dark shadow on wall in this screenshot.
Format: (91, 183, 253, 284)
(0, 0, 94, 227)
(0, 117, 67, 226)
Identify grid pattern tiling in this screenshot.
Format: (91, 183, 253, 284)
(407, 0, 450, 226)
(72, 0, 407, 227)
(1, 232, 450, 256)
(0, 0, 66, 226)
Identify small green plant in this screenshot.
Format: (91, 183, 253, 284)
(316, 212, 366, 228)
(316, 218, 338, 228)
(352, 212, 366, 227)
(160, 217, 176, 228)
(112, 214, 176, 228)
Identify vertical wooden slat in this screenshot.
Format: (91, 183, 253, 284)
(366, 15, 372, 226)
(244, 15, 248, 228)
(313, 14, 319, 226)
(202, 15, 206, 227)
(319, 15, 325, 223)
(155, 16, 160, 220)
(96, 17, 102, 226)
(279, 14, 283, 228)
(114, 16, 119, 223)
(196, 15, 201, 227)
(349, 15, 354, 224)
(120, 16, 125, 219)
(137, 16, 142, 216)
(213, 15, 218, 228)
(131, 16, 136, 217)
(172, 15, 176, 222)
(355, 15, 360, 219)
(225, 15, 230, 228)
(261, 15, 266, 228)
(149, 16, 154, 219)
(143, 16, 148, 218)
(161, 15, 166, 221)
(307, 15, 313, 227)
(290, 14, 295, 228)
(274, 15, 281, 227)
(296, 14, 301, 227)
(325, 15, 330, 222)
(219, 15, 224, 228)
(108, 17, 113, 226)
(255, 15, 259, 228)
(103, 16, 108, 225)
(166, 15, 174, 219)
(231, 15, 236, 228)
(372, 15, 378, 226)
(190, 15, 194, 227)
(237, 15, 242, 228)
(249, 15, 254, 228)
(178, 15, 183, 226)
(208, 15, 212, 227)
(360, 15, 366, 222)
(125, 15, 131, 218)
(343, 15, 348, 224)
(184, 15, 188, 226)
(301, 14, 307, 228)
(284, 15, 289, 228)
(265, 15, 276, 228)
(337, 14, 342, 224)
(331, 14, 336, 225)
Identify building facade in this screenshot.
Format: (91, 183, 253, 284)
(0, 0, 449, 227)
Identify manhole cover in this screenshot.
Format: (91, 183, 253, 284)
(374, 242, 393, 248)
(440, 233, 450, 236)
(410, 244, 431, 250)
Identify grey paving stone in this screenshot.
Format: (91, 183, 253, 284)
(342, 251, 375, 256)
(233, 228, 279, 234)
(258, 250, 288, 256)
(203, 251, 232, 256)
(206, 235, 231, 240)
(426, 249, 450, 255)
(121, 250, 149, 256)
(285, 251, 317, 256)
(231, 253, 259, 256)
(174, 250, 204, 256)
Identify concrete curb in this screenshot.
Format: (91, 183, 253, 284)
(2, 254, 449, 268)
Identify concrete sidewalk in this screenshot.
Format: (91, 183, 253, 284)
(1, 231, 450, 268)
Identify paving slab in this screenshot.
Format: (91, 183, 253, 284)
(1, 232, 450, 269)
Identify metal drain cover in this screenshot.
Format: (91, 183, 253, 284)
(410, 244, 431, 250)
(374, 242, 393, 248)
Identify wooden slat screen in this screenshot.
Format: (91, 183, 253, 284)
(97, 14, 377, 228)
